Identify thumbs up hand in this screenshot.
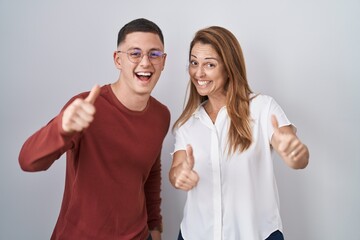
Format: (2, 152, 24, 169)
(271, 115, 309, 169)
(62, 85, 101, 134)
(170, 144, 199, 191)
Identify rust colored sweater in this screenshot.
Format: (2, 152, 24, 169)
(19, 84, 170, 240)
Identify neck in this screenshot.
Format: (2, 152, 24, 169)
(111, 81, 150, 111)
(204, 97, 226, 123)
(205, 96, 226, 113)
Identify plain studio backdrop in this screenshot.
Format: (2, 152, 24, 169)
(1, 0, 359, 239)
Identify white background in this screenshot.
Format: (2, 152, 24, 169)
(1, 0, 359, 239)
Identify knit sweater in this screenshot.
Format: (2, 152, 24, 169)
(19, 84, 170, 240)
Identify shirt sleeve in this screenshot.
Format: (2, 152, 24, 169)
(144, 152, 163, 232)
(18, 99, 81, 172)
(171, 126, 187, 155)
(267, 97, 294, 142)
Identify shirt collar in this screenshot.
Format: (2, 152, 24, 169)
(192, 101, 208, 119)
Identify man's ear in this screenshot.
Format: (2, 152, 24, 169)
(161, 54, 167, 71)
(113, 51, 122, 70)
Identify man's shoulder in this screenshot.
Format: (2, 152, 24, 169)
(150, 96, 170, 115)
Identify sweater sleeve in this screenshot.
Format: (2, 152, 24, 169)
(18, 108, 80, 172)
(144, 152, 163, 232)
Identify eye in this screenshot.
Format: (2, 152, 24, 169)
(129, 50, 142, 58)
(204, 62, 216, 69)
(149, 50, 163, 58)
(189, 60, 198, 66)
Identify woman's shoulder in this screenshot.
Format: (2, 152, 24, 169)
(250, 93, 275, 107)
(175, 105, 204, 132)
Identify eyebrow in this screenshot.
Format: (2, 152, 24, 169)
(129, 47, 163, 51)
(190, 54, 219, 61)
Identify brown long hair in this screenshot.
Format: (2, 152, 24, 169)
(173, 26, 253, 153)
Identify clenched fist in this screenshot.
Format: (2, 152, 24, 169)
(271, 115, 309, 169)
(170, 145, 199, 191)
(62, 85, 101, 133)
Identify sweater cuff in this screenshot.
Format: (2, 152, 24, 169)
(149, 222, 163, 233)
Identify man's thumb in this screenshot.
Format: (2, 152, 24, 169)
(85, 85, 101, 104)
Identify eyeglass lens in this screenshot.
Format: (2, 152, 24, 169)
(127, 49, 164, 64)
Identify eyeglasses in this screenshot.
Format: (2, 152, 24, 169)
(117, 49, 166, 64)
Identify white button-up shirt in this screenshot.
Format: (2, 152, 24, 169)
(173, 95, 292, 240)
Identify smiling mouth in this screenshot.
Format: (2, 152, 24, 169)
(197, 80, 210, 86)
(136, 72, 152, 81)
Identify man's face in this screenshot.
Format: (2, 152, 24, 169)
(114, 32, 166, 96)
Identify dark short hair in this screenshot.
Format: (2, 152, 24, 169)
(117, 18, 164, 47)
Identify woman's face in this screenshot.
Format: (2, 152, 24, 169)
(188, 42, 228, 99)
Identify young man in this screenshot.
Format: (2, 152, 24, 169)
(19, 18, 170, 240)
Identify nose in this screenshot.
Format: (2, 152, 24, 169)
(139, 54, 151, 66)
(194, 66, 205, 78)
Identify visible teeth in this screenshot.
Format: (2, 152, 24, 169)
(198, 80, 208, 86)
(137, 72, 151, 76)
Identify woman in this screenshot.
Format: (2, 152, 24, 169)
(169, 26, 309, 240)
